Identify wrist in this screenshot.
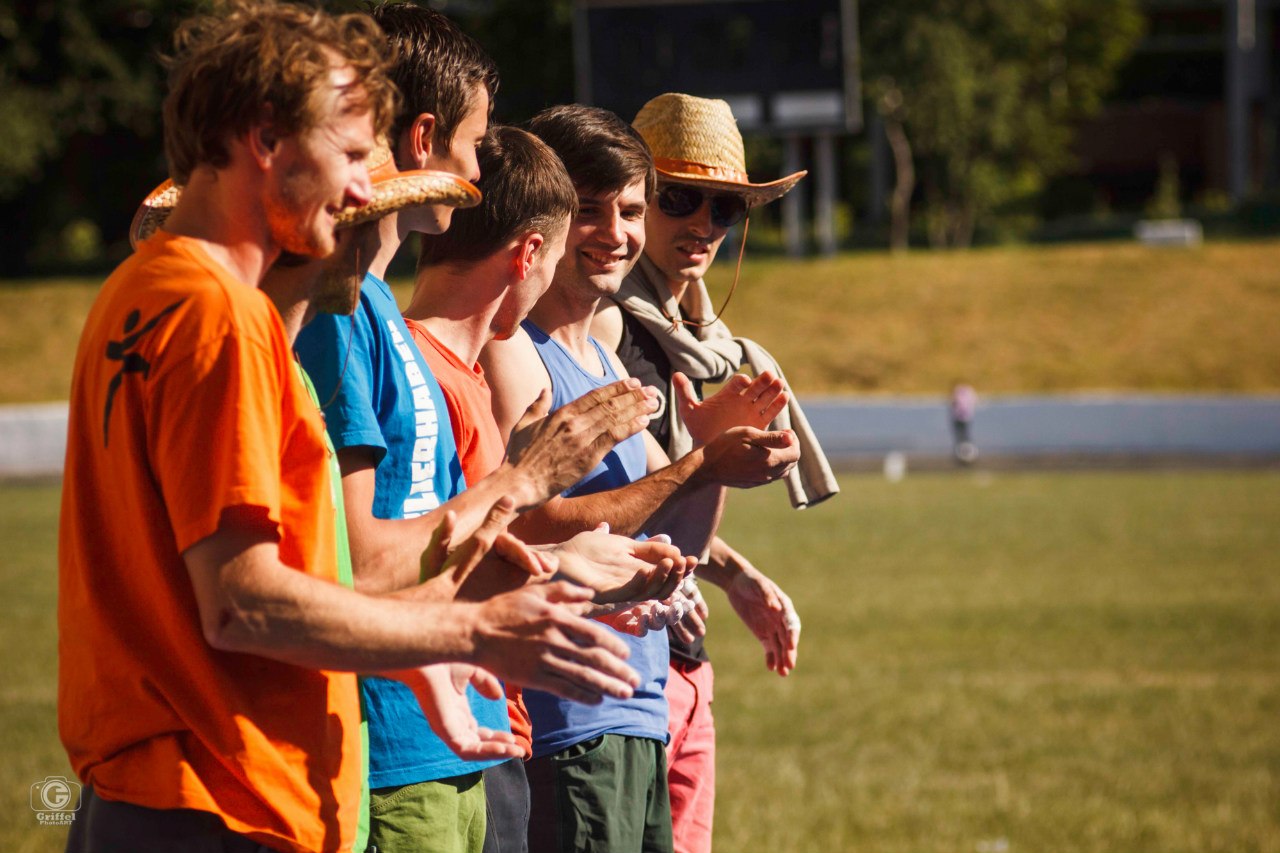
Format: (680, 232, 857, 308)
(457, 600, 489, 667)
(493, 462, 543, 511)
(683, 446, 715, 487)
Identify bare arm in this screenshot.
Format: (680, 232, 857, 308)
(341, 335, 657, 594)
(182, 509, 642, 703)
(589, 301, 624, 351)
(696, 535, 801, 677)
(489, 342, 778, 557)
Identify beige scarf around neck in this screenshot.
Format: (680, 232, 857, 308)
(610, 255, 838, 509)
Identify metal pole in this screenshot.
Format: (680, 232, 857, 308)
(814, 131, 838, 256)
(867, 111, 888, 225)
(783, 134, 805, 257)
(1226, 0, 1256, 202)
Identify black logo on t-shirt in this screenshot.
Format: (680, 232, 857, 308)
(102, 300, 185, 446)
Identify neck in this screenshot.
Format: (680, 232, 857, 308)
(160, 166, 278, 286)
(667, 278, 691, 308)
(526, 282, 601, 364)
(404, 260, 506, 367)
(259, 267, 317, 346)
(363, 213, 404, 282)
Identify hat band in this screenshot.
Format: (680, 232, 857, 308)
(654, 157, 749, 185)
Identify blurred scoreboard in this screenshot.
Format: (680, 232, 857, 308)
(573, 0, 862, 133)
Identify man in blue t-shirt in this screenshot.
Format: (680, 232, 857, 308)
(296, 8, 684, 853)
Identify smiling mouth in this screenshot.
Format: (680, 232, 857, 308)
(582, 249, 627, 268)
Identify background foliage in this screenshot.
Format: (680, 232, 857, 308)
(860, 0, 1145, 248)
(0, 0, 1153, 272)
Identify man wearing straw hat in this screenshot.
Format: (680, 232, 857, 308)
(591, 92, 842, 853)
(58, 4, 644, 852)
(482, 103, 800, 853)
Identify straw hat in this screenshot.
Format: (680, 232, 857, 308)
(128, 141, 481, 248)
(633, 93, 806, 208)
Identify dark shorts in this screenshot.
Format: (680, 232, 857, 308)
(526, 734, 672, 853)
(483, 758, 530, 853)
(65, 786, 276, 853)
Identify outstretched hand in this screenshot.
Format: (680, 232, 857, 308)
(726, 569, 800, 677)
(554, 525, 694, 604)
(699, 426, 800, 489)
(393, 663, 522, 761)
(506, 380, 659, 505)
(416, 498, 556, 600)
(471, 580, 644, 705)
(674, 370, 787, 446)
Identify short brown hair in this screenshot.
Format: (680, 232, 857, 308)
(527, 105, 655, 199)
(163, 0, 397, 185)
(419, 126, 577, 267)
(369, 2, 499, 157)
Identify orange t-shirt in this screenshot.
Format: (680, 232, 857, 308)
(404, 317, 533, 757)
(58, 232, 361, 853)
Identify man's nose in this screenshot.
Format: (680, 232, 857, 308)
(687, 200, 714, 237)
(347, 164, 374, 209)
(602, 210, 626, 243)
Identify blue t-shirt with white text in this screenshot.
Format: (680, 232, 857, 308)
(296, 273, 509, 788)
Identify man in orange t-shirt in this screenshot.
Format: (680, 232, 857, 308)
(58, 7, 639, 852)
(57, 8, 389, 850)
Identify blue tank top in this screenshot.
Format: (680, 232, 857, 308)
(519, 319, 669, 757)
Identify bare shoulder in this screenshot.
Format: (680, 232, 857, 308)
(590, 301, 624, 351)
(480, 326, 551, 440)
(602, 345, 632, 382)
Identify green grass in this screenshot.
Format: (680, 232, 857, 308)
(5, 238, 1280, 403)
(709, 471, 1280, 853)
(0, 481, 72, 853)
(4, 472, 1279, 852)
(697, 240, 1280, 395)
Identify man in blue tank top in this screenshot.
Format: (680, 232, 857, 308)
(482, 106, 802, 853)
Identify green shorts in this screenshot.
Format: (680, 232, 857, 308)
(367, 771, 485, 853)
(526, 734, 672, 853)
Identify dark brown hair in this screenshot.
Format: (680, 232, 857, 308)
(369, 2, 499, 156)
(163, 0, 397, 185)
(527, 104, 655, 198)
(419, 126, 577, 266)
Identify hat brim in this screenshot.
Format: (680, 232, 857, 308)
(129, 170, 482, 248)
(335, 170, 481, 227)
(655, 168, 807, 208)
(128, 180, 182, 249)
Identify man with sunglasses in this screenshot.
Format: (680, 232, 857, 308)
(591, 92, 841, 853)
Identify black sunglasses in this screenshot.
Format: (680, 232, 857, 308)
(656, 184, 749, 228)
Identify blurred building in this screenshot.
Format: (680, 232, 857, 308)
(1069, 0, 1278, 208)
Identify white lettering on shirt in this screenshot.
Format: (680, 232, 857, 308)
(388, 320, 440, 518)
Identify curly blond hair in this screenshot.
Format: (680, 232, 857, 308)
(163, 0, 399, 184)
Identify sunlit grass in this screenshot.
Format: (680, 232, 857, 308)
(709, 471, 1280, 853)
(5, 238, 1280, 403)
(3, 472, 1278, 852)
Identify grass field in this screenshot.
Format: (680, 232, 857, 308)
(4, 471, 1279, 852)
(4, 238, 1280, 403)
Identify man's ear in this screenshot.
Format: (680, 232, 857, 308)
(514, 232, 546, 280)
(246, 123, 279, 170)
(401, 113, 438, 170)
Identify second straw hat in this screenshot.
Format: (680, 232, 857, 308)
(129, 142, 481, 248)
(633, 92, 806, 208)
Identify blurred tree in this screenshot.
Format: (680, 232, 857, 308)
(439, 0, 576, 123)
(0, 0, 198, 273)
(0, 0, 195, 196)
(861, 0, 1144, 249)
